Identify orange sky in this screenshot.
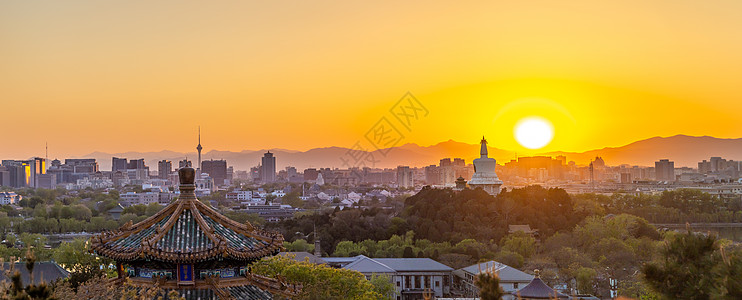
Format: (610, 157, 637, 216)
(2, 1, 741, 159)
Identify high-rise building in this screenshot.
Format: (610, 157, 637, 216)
(620, 173, 632, 184)
(36, 173, 57, 189)
(1, 159, 45, 188)
(250, 166, 261, 181)
(115, 158, 149, 180)
(502, 156, 566, 180)
(178, 159, 191, 169)
(65, 159, 98, 173)
(158, 160, 173, 179)
(285, 166, 301, 182)
(127, 159, 146, 170)
(438, 158, 458, 185)
(396, 166, 413, 188)
(0, 166, 9, 187)
(202, 159, 228, 186)
(303, 168, 319, 181)
(286, 166, 297, 178)
(424, 165, 440, 185)
(260, 152, 276, 183)
(112, 157, 127, 172)
(698, 157, 739, 177)
(1, 161, 26, 188)
(29, 157, 45, 188)
(655, 159, 675, 182)
(47, 159, 98, 184)
(710, 157, 724, 173)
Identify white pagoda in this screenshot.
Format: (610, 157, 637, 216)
(468, 136, 503, 195)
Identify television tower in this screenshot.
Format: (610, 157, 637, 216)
(197, 126, 203, 175)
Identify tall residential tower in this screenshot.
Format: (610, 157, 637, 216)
(260, 152, 276, 183)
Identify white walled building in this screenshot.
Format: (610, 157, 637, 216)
(65, 177, 114, 190)
(455, 261, 534, 299)
(120, 191, 161, 206)
(342, 256, 453, 300)
(227, 190, 253, 201)
(0, 192, 21, 205)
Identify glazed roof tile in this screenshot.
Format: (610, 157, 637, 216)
(153, 285, 272, 300)
(515, 277, 570, 299)
(91, 167, 284, 263)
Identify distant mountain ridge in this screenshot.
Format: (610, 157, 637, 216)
(544, 135, 742, 168)
(80, 135, 742, 171)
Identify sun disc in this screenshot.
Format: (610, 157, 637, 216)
(514, 117, 554, 149)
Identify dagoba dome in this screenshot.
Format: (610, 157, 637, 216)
(468, 137, 503, 195)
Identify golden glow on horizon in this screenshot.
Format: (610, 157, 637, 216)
(1, 1, 742, 158)
(514, 117, 554, 150)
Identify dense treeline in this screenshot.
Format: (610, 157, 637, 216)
(272, 185, 585, 256)
(285, 231, 499, 269)
(403, 186, 578, 243)
(267, 206, 400, 256)
(576, 189, 742, 223)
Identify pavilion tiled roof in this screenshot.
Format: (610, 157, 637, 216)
(0, 262, 70, 285)
(153, 285, 272, 300)
(90, 167, 284, 264)
(126, 269, 301, 299)
(515, 275, 570, 299)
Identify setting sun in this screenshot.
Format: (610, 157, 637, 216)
(514, 117, 554, 149)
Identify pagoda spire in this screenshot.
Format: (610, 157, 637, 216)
(480, 136, 488, 157)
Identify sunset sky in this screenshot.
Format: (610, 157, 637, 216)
(2, 1, 741, 159)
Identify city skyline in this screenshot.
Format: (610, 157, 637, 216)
(5, 134, 737, 172)
(3, 1, 742, 159)
(4, 2, 742, 299)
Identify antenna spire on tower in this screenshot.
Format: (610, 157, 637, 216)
(196, 126, 203, 174)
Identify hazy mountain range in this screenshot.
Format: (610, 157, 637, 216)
(81, 135, 742, 171)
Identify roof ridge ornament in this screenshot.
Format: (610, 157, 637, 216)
(90, 162, 286, 264)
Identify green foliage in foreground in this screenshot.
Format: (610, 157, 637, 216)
(475, 269, 505, 300)
(251, 254, 394, 300)
(0, 251, 56, 300)
(642, 230, 742, 299)
(52, 239, 116, 290)
(329, 231, 499, 269)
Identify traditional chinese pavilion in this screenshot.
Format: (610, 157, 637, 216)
(515, 270, 569, 300)
(91, 166, 298, 299)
